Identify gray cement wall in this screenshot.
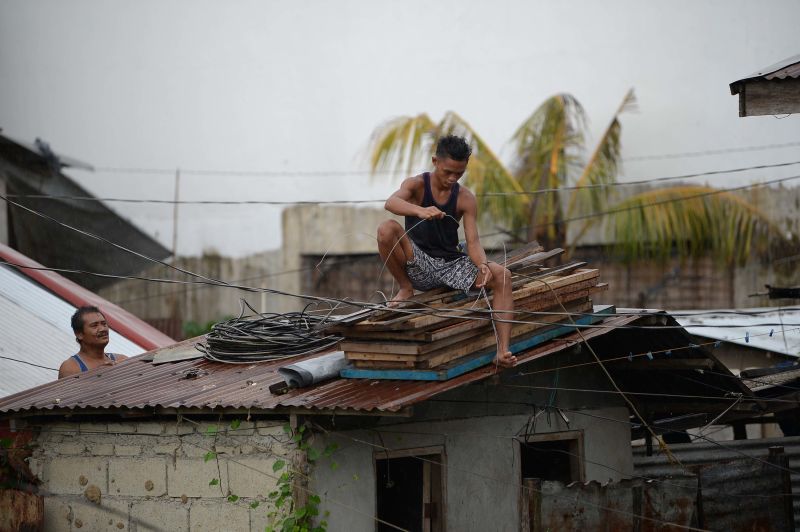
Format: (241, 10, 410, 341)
(23, 418, 290, 531)
(98, 250, 285, 336)
(312, 407, 632, 532)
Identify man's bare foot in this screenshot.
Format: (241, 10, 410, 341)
(387, 287, 414, 308)
(494, 350, 517, 368)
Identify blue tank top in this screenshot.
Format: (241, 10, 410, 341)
(71, 353, 117, 372)
(404, 173, 465, 261)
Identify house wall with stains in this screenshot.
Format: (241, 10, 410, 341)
(312, 406, 632, 532)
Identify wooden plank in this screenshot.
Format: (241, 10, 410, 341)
(506, 248, 564, 270)
(417, 303, 591, 368)
(342, 300, 592, 366)
(343, 272, 600, 337)
(346, 351, 419, 362)
(418, 301, 594, 368)
(340, 306, 615, 381)
(341, 259, 585, 332)
(397, 269, 599, 331)
(487, 241, 543, 266)
(352, 359, 416, 369)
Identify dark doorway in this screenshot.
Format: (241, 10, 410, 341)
(519, 432, 583, 484)
(376, 450, 444, 532)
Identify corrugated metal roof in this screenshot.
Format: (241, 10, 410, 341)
(674, 307, 800, 358)
(730, 54, 800, 94)
(0, 314, 639, 415)
(0, 264, 146, 398)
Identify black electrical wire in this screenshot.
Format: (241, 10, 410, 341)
(196, 301, 343, 364)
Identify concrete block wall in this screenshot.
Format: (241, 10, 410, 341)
(24, 418, 292, 531)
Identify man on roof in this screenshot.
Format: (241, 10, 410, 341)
(377, 135, 517, 367)
(58, 306, 127, 378)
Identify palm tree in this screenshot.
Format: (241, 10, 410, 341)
(367, 90, 781, 264)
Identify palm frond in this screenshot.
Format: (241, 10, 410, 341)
(607, 186, 781, 264)
(567, 88, 635, 216)
(367, 114, 438, 178)
(510, 94, 586, 191)
(508, 94, 587, 243)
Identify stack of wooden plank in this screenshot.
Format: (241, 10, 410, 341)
(331, 244, 610, 380)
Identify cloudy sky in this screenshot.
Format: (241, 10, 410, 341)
(1, 0, 799, 256)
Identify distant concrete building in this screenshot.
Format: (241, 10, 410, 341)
(0, 131, 170, 291)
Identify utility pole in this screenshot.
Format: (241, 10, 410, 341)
(171, 167, 180, 259)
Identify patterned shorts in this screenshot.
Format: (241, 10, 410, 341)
(406, 240, 479, 292)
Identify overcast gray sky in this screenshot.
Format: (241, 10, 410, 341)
(1, 0, 799, 256)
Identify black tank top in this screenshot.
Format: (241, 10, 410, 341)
(404, 173, 465, 261)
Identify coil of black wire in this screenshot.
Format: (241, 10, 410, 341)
(196, 301, 343, 364)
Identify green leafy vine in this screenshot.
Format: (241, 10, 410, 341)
(204, 419, 338, 532)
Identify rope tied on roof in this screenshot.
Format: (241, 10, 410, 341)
(196, 300, 343, 364)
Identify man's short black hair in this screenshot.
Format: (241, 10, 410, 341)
(435, 135, 472, 162)
(71, 305, 103, 335)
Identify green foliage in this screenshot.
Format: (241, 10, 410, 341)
(183, 315, 233, 339)
(263, 423, 334, 532)
(607, 186, 779, 265)
(205, 419, 334, 532)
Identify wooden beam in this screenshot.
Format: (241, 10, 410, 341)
(737, 78, 800, 117)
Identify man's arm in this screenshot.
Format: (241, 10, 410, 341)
(58, 358, 80, 379)
(459, 190, 492, 287)
(385, 177, 444, 220)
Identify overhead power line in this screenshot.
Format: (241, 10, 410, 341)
(65, 140, 800, 177)
(13, 160, 800, 206)
(624, 140, 800, 162)
(2, 174, 799, 318)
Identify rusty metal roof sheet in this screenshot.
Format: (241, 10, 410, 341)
(0, 314, 639, 416)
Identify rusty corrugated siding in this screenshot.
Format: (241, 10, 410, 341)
(0, 315, 638, 415)
(529, 477, 697, 531)
(634, 437, 798, 531)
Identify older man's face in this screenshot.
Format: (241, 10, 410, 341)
(78, 312, 110, 348)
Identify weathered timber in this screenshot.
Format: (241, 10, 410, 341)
(340, 306, 615, 380)
(344, 300, 594, 367)
(352, 268, 599, 332)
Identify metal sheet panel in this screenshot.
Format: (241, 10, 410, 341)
(531, 477, 697, 531)
(675, 307, 800, 358)
(0, 264, 146, 397)
(634, 437, 799, 530)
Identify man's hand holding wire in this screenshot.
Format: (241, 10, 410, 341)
(475, 262, 493, 288)
(418, 206, 445, 220)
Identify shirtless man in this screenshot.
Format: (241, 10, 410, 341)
(376, 135, 517, 367)
(58, 306, 127, 378)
